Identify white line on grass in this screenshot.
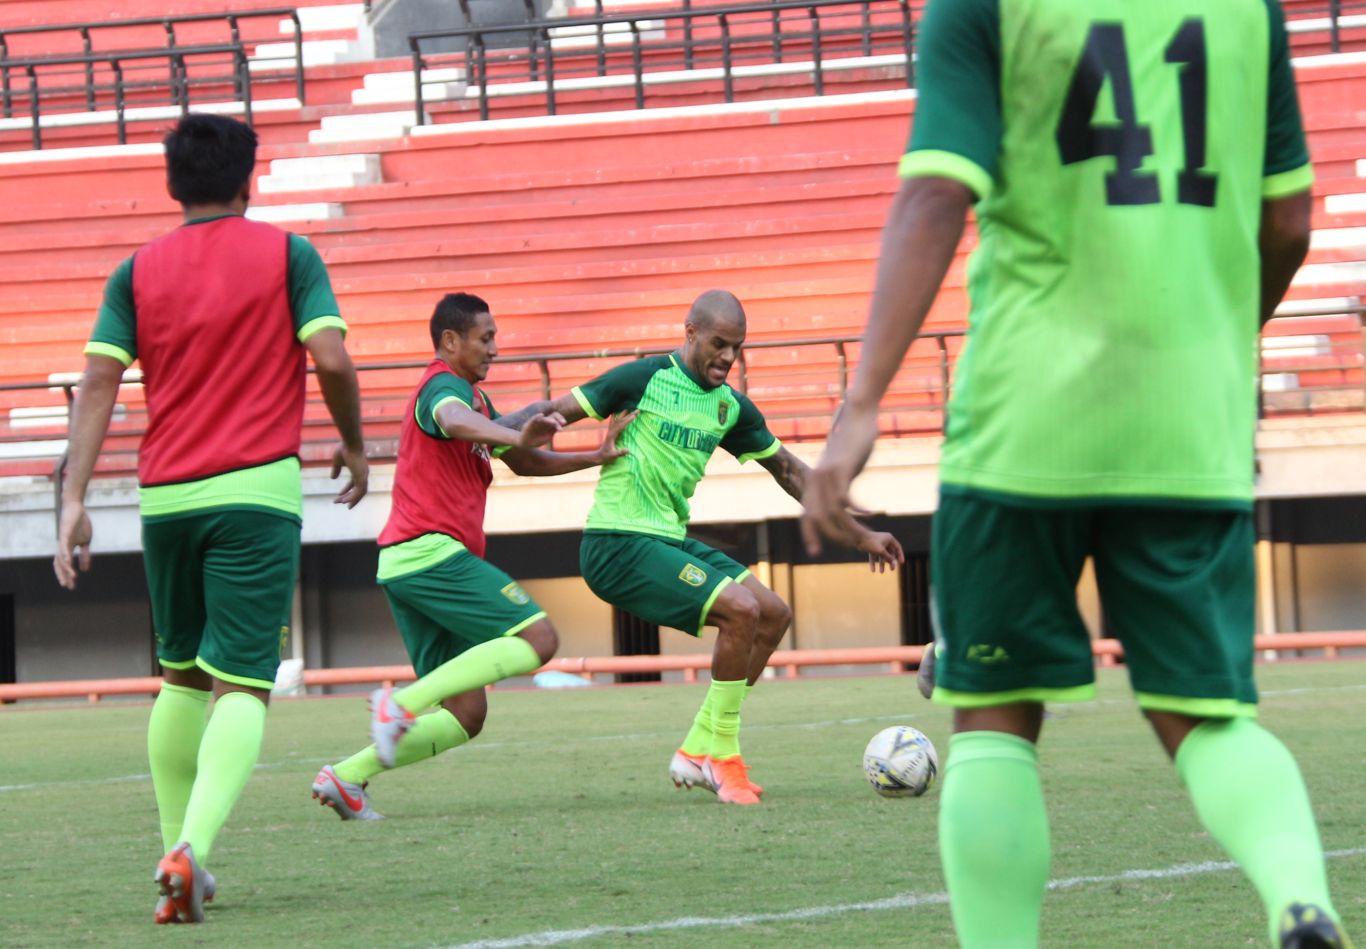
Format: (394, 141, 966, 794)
(432, 848, 1366, 949)
(5, 683, 1363, 793)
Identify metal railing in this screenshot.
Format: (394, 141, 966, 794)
(2, 44, 255, 149)
(2, 300, 1362, 483)
(0, 9, 303, 117)
(1297, 0, 1366, 54)
(410, 0, 914, 123)
(0, 10, 304, 149)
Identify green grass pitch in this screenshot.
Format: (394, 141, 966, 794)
(2, 661, 1363, 948)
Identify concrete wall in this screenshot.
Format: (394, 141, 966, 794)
(4, 552, 153, 682)
(790, 561, 902, 651)
(6, 514, 1366, 686)
(1285, 543, 1366, 632)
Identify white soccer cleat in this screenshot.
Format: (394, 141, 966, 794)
(311, 764, 384, 821)
(669, 749, 717, 793)
(368, 686, 416, 769)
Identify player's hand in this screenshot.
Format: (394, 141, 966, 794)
(331, 442, 369, 508)
(800, 401, 880, 555)
(519, 412, 565, 450)
(860, 530, 904, 573)
(597, 410, 638, 464)
(53, 500, 93, 590)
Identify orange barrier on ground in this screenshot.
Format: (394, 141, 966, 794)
(4, 633, 1366, 704)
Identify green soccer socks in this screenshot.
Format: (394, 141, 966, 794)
(147, 682, 211, 851)
(334, 708, 470, 785)
(939, 730, 1050, 948)
(703, 679, 747, 759)
(176, 691, 266, 863)
(394, 636, 541, 714)
(1175, 717, 1340, 946)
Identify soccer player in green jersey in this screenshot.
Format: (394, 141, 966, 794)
(53, 114, 368, 925)
(504, 289, 904, 804)
(310, 293, 634, 820)
(802, 1, 1348, 946)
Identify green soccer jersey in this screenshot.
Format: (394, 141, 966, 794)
(572, 353, 781, 539)
(903, 0, 1313, 506)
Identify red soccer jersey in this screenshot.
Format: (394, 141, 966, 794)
(378, 359, 496, 558)
(131, 216, 303, 486)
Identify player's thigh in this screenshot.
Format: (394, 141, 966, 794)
(931, 492, 1094, 704)
(382, 552, 545, 676)
(580, 531, 740, 637)
(142, 514, 209, 671)
(198, 511, 300, 690)
(1094, 507, 1257, 716)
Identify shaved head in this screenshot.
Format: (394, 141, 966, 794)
(687, 289, 746, 332)
(682, 289, 747, 388)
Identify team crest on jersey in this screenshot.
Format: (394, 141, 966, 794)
(717, 402, 729, 425)
(500, 582, 530, 605)
(678, 563, 707, 587)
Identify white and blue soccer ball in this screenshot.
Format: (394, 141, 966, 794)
(863, 725, 939, 798)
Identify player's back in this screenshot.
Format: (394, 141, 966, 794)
(133, 215, 305, 485)
(928, 0, 1311, 504)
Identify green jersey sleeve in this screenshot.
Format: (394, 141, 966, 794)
(719, 391, 781, 463)
(1262, 0, 1313, 196)
(288, 234, 347, 342)
(415, 374, 477, 439)
(571, 355, 668, 420)
(85, 257, 137, 366)
(900, 0, 1002, 200)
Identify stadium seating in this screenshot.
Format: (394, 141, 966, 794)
(0, 2, 1362, 474)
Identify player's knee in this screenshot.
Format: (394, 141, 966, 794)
(520, 619, 559, 665)
(763, 596, 793, 636)
(717, 585, 761, 633)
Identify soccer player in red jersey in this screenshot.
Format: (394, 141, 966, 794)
(54, 114, 368, 924)
(311, 293, 633, 819)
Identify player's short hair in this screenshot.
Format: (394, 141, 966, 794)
(164, 114, 258, 206)
(430, 292, 491, 349)
(687, 289, 746, 332)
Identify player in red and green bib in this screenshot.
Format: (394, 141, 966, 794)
(310, 293, 633, 820)
(55, 114, 368, 925)
(802, 1, 1346, 945)
(501, 289, 903, 805)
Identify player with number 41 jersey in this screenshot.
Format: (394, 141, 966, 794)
(802, 1, 1348, 947)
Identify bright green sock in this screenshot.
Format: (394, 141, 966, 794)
(394, 637, 540, 714)
(334, 709, 469, 784)
(177, 691, 266, 863)
(1175, 717, 1337, 945)
(679, 692, 715, 757)
(147, 682, 211, 851)
(706, 679, 747, 759)
(939, 731, 1049, 949)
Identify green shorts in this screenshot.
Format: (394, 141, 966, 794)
(143, 508, 301, 690)
(381, 550, 546, 678)
(931, 490, 1257, 717)
(580, 530, 751, 636)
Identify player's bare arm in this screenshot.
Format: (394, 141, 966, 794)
(497, 392, 589, 430)
(305, 327, 369, 508)
(501, 410, 638, 477)
(760, 447, 903, 571)
(1258, 190, 1313, 326)
(52, 354, 123, 590)
(802, 175, 972, 555)
(436, 400, 565, 450)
